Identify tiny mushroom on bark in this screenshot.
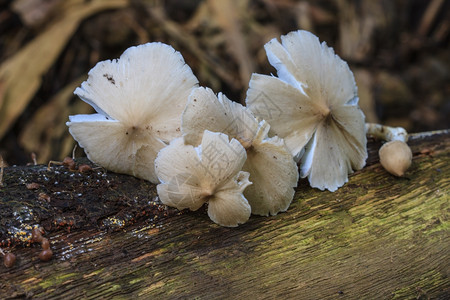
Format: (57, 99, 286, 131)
(182, 87, 298, 216)
(366, 123, 412, 177)
(1, 248, 16, 268)
(379, 141, 412, 176)
(67, 43, 198, 183)
(246, 30, 367, 191)
(4, 252, 16, 268)
(155, 130, 252, 227)
(38, 249, 53, 261)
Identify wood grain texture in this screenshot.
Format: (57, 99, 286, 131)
(1, 130, 449, 299)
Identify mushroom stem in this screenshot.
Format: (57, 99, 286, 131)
(31, 153, 37, 165)
(236, 136, 253, 150)
(365, 123, 408, 142)
(0, 155, 4, 187)
(72, 144, 78, 159)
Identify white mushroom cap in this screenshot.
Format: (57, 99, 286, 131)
(182, 87, 259, 148)
(182, 87, 298, 216)
(246, 30, 367, 192)
(241, 120, 298, 215)
(67, 43, 198, 183)
(155, 130, 252, 227)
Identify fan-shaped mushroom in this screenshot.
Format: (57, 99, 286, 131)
(67, 43, 198, 183)
(155, 130, 252, 227)
(246, 30, 367, 191)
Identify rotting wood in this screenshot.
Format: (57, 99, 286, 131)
(0, 130, 449, 299)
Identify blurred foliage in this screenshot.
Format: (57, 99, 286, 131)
(0, 0, 448, 166)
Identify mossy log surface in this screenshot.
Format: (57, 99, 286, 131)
(0, 130, 449, 299)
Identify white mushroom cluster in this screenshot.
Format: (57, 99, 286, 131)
(67, 30, 377, 227)
(181, 87, 298, 216)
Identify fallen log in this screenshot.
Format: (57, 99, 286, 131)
(0, 130, 449, 299)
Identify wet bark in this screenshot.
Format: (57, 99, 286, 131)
(0, 130, 449, 299)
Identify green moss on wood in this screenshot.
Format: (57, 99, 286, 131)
(0, 131, 448, 299)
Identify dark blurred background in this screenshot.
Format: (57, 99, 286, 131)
(0, 0, 449, 166)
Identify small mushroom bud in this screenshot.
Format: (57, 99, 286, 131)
(31, 227, 44, 243)
(379, 140, 412, 177)
(4, 252, 16, 268)
(39, 249, 53, 261)
(41, 238, 50, 250)
(78, 164, 92, 173)
(366, 123, 413, 177)
(62, 157, 76, 170)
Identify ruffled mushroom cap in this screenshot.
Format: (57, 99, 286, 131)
(67, 43, 198, 183)
(242, 120, 298, 215)
(182, 87, 259, 148)
(182, 87, 298, 216)
(155, 130, 252, 227)
(246, 30, 367, 192)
